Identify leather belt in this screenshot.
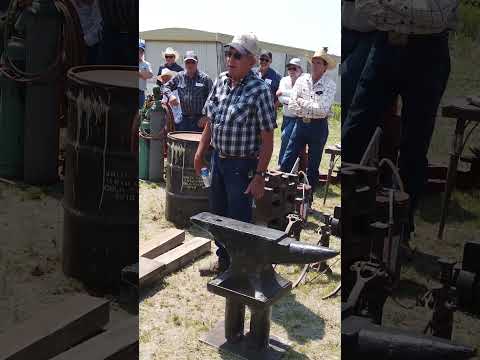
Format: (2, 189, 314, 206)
(218, 152, 258, 160)
(300, 117, 326, 123)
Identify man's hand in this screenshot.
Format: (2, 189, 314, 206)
(169, 95, 179, 106)
(197, 116, 208, 129)
(244, 175, 265, 200)
(194, 152, 205, 176)
(276, 89, 282, 97)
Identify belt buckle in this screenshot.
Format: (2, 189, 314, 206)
(302, 118, 311, 124)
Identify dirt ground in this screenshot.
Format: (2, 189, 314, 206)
(0, 181, 131, 336)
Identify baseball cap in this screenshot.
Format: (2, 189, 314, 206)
(259, 50, 272, 60)
(184, 50, 198, 62)
(139, 39, 145, 50)
(287, 58, 302, 69)
(226, 32, 259, 56)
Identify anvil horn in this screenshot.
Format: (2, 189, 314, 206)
(274, 239, 339, 264)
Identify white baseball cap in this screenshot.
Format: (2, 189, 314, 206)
(184, 50, 198, 62)
(226, 32, 259, 56)
(287, 58, 303, 69)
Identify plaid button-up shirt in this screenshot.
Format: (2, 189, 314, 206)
(355, 0, 458, 34)
(203, 70, 277, 157)
(288, 74, 337, 119)
(163, 70, 213, 116)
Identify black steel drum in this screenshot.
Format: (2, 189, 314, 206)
(165, 132, 211, 227)
(63, 65, 139, 293)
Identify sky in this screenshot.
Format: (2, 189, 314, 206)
(139, 0, 341, 55)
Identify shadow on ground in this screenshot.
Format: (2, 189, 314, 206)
(271, 292, 326, 345)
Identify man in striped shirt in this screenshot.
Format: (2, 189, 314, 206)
(194, 32, 277, 274)
(342, 0, 458, 243)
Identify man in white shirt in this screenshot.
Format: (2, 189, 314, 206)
(276, 58, 304, 167)
(138, 39, 153, 109)
(280, 49, 337, 194)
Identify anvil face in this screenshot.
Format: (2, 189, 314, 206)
(191, 212, 289, 244)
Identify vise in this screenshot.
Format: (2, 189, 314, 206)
(191, 212, 338, 359)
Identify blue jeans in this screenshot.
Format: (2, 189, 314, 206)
(281, 119, 329, 192)
(278, 116, 298, 166)
(341, 28, 376, 123)
(176, 115, 202, 132)
(342, 31, 451, 231)
(139, 91, 145, 109)
(209, 150, 257, 268)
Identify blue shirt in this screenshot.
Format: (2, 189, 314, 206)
(256, 67, 281, 102)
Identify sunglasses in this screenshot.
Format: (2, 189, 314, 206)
(185, 60, 197, 65)
(224, 51, 243, 60)
(165, 55, 175, 59)
(287, 67, 298, 71)
(259, 57, 270, 63)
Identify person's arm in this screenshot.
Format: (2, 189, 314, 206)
(163, 75, 180, 105)
(277, 78, 292, 105)
(287, 79, 302, 114)
(194, 121, 212, 175)
(296, 80, 336, 119)
(356, 0, 458, 34)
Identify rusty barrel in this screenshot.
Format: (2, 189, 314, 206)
(165, 132, 211, 227)
(63, 65, 139, 293)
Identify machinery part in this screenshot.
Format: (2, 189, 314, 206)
(165, 132, 211, 228)
(342, 315, 476, 360)
(62, 66, 139, 293)
(138, 117, 150, 180)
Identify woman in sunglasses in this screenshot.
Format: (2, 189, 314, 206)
(156, 47, 184, 86)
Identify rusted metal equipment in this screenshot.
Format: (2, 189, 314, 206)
(62, 66, 139, 293)
(438, 97, 480, 239)
(418, 240, 480, 338)
(191, 212, 338, 359)
(342, 315, 476, 360)
(254, 170, 311, 230)
(322, 144, 341, 205)
(165, 132, 211, 227)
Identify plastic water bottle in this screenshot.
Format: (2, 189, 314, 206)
(200, 167, 211, 188)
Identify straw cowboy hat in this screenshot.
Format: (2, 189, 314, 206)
(157, 68, 177, 82)
(161, 47, 180, 61)
(310, 48, 337, 70)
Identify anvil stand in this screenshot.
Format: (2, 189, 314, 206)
(200, 268, 292, 360)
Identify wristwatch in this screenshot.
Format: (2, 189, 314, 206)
(255, 170, 266, 178)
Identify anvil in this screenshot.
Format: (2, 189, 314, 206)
(191, 212, 338, 359)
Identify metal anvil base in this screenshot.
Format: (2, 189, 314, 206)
(191, 212, 339, 359)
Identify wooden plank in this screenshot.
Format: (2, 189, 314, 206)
(140, 228, 185, 259)
(139, 256, 165, 287)
(153, 237, 211, 277)
(50, 317, 138, 360)
(0, 294, 110, 360)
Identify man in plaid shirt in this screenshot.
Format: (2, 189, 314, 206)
(342, 0, 458, 248)
(194, 32, 277, 275)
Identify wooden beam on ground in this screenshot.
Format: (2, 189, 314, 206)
(140, 228, 185, 259)
(50, 316, 138, 360)
(152, 237, 211, 278)
(0, 294, 110, 360)
(139, 256, 165, 287)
